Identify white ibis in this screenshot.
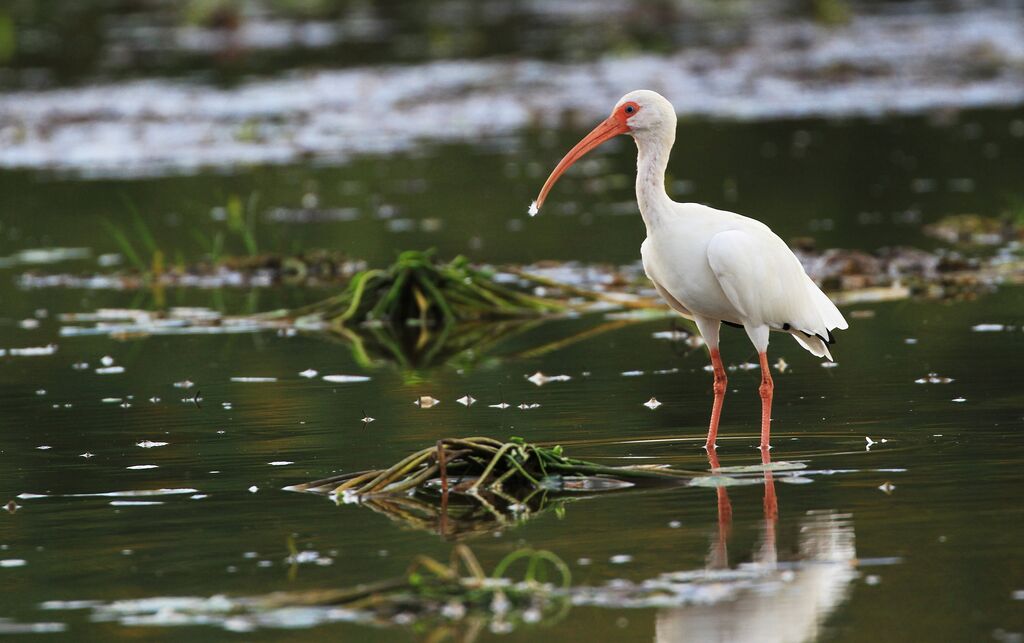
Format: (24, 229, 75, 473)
(532, 90, 848, 450)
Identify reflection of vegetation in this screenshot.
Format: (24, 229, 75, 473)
(318, 316, 549, 372)
(337, 491, 573, 540)
(56, 545, 572, 640)
(271, 545, 571, 637)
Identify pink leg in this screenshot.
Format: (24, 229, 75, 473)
(705, 348, 728, 449)
(758, 352, 774, 449)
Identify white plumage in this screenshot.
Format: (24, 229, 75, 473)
(533, 89, 849, 449)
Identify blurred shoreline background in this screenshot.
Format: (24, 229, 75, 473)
(1, 0, 1022, 175)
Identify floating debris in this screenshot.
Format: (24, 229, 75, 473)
(284, 550, 332, 566)
(609, 555, 633, 565)
(456, 395, 477, 407)
(821, 362, 839, 369)
(621, 370, 645, 377)
(489, 402, 511, 410)
(643, 397, 662, 410)
(972, 324, 1008, 332)
(652, 329, 691, 342)
(248, 486, 259, 494)
(126, 465, 158, 470)
(79, 453, 95, 459)
(322, 375, 370, 384)
(268, 462, 294, 467)
(20, 252, 366, 291)
(517, 403, 541, 410)
(95, 366, 125, 375)
(864, 437, 888, 450)
(173, 380, 195, 389)
(526, 371, 572, 386)
(414, 396, 440, 409)
(0, 559, 27, 568)
(952, 397, 967, 403)
(298, 369, 318, 378)
(8, 344, 58, 357)
(923, 214, 1023, 246)
(0, 247, 90, 267)
(878, 481, 896, 494)
(17, 488, 198, 500)
(136, 441, 168, 449)
(230, 377, 277, 383)
(915, 373, 954, 384)
(774, 357, 789, 373)
(60, 308, 280, 338)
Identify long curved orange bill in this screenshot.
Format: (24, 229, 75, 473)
(530, 115, 629, 216)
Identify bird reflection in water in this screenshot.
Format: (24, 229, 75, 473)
(656, 448, 857, 643)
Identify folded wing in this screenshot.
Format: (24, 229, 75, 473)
(707, 228, 848, 360)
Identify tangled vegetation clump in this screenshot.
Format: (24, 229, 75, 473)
(290, 437, 694, 500)
(282, 251, 571, 332)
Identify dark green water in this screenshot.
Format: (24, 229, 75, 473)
(1, 106, 1023, 641)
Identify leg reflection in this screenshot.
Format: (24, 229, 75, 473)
(706, 448, 732, 570)
(757, 447, 779, 567)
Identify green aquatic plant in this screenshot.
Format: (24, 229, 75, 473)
(101, 199, 164, 276)
(282, 250, 571, 331)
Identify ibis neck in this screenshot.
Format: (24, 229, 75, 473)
(633, 130, 675, 232)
